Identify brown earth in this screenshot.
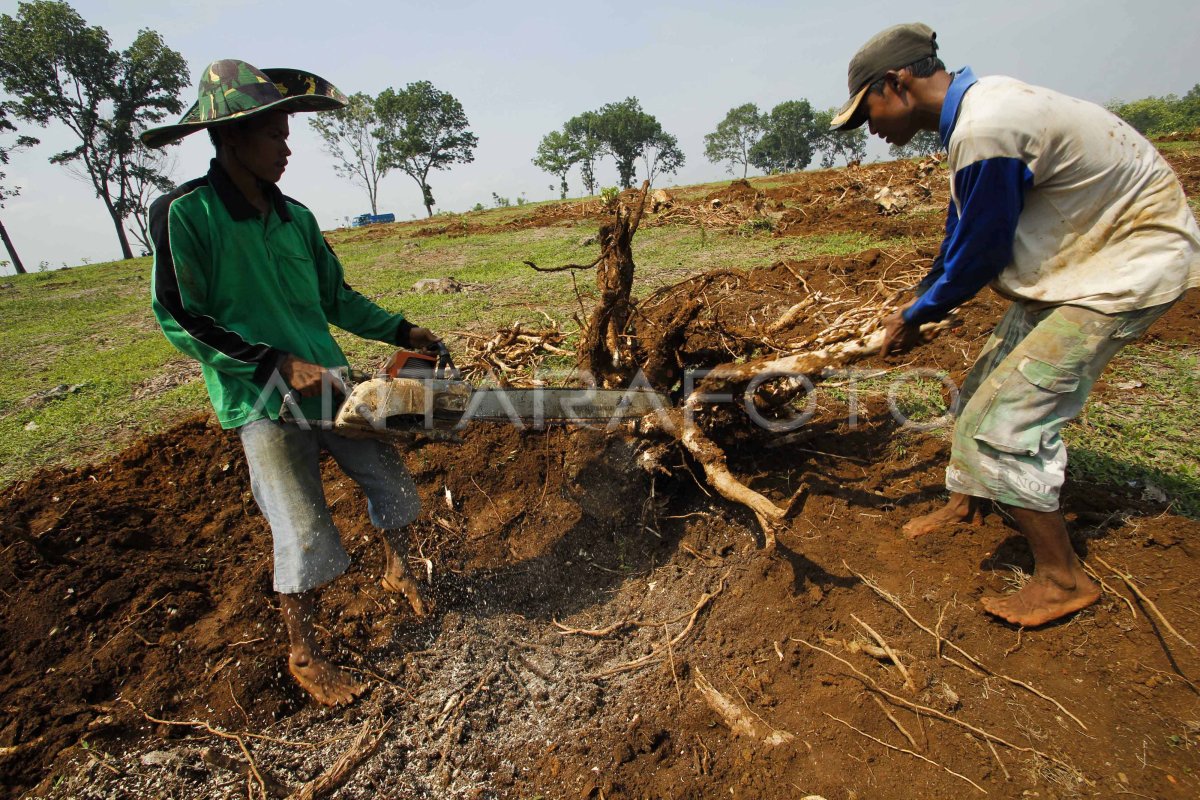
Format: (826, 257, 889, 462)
(3, 152, 1200, 800)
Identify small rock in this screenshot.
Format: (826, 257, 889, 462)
(24, 420, 38, 431)
(412, 277, 463, 294)
(140, 750, 179, 768)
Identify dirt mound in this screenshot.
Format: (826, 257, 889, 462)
(705, 178, 762, 206)
(0, 416, 656, 798)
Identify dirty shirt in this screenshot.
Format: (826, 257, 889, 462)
(150, 160, 413, 428)
(905, 67, 1200, 325)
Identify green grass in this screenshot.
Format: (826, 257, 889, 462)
(1067, 344, 1200, 517)
(0, 210, 889, 487)
(1153, 139, 1200, 152)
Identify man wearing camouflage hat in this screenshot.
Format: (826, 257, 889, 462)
(144, 60, 435, 704)
(832, 24, 1200, 626)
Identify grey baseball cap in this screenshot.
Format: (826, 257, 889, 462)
(830, 23, 939, 130)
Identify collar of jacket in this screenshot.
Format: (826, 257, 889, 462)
(207, 159, 292, 223)
(938, 66, 979, 149)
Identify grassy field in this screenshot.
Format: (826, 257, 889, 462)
(2, 169, 1197, 518)
(0, 207, 890, 485)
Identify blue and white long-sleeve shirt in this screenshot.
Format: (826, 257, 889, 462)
(904, 67, 1200, 326)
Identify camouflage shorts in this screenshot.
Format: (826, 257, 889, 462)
(946, 299, 1174, 511)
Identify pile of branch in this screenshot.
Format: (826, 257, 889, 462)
(455, 319, 572, 386)
(648, 201, 759, 230)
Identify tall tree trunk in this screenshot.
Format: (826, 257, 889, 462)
(101, 193, 135, 260)
(0, 218, 26, 274)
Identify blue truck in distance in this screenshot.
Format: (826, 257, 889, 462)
(350, 212, 396, 227)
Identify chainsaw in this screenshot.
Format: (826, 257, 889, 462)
(282, 343, 670, 439)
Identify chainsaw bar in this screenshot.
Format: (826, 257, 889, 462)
(462, 386, 670, 424)
(333, 376, 669, 437)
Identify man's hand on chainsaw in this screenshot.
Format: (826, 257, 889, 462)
(280, 355, 334, 398)
(407, 326, 441, 351)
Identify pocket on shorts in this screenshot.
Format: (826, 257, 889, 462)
(968, 356, 1080, 457)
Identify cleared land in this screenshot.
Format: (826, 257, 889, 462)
(1, 141, 1199, 799)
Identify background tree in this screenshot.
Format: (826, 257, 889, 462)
(0, 102, 38, 274)
(748, 100, 818, 174)
(0, 1, 188, 260)
(889, 129, 943, 160)
(812, 108, 867, 168)
(641, 129, 685, 185)
(123, 127, 176, 256)
(590, 97, 666, 189)
(1108, 85, 1200, 136)
(564, 111, 603, 195)
(374, 81, 477, 217)
(704, 103, 766, 178)
(310, 92, 387, 215)
(532, 129, 580, 199)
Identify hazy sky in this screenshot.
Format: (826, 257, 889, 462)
(2, 0, 1199, 272)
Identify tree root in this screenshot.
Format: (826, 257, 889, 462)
(694, 668, 794, 746)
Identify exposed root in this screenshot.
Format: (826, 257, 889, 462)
(592, 579, 726, 678)
(798, 639, 1078, 773)
(871, 695, 920, 750)
(200, 748, 289, 799)
(851, 613, 915, 691)
(844, 562, 1088, 731)
(290, 717, 393, 800)
(553, 585, 723, 637)
(1082, 560, 1137, 619)
(1093, 555, 1195, 649)
(823, 713, 986, 794)
(694, 668, 795, 746)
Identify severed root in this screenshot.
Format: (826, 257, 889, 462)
(694, 668, 794, 746)
(851, 614, 916, 691)
(698, 319, 954, 396)
(643, 406, 792, 551)
(290, 717, 393, 800)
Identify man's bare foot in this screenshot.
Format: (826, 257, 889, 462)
(980, 571, 1100, 627)
(288, 653, 365, 706)
(903, 492, 982, 539)
(382, 572, 429, 617)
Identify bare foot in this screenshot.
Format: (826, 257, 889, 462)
(903, 493, 982, 539)
(288, 653, 365, 706)
(382, 572, 429, 617)
(980, 572, 1100, 627)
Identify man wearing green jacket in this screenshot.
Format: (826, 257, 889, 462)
(144, 60, 432, 705)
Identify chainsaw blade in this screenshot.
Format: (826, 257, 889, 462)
(461, 387, 670, 424)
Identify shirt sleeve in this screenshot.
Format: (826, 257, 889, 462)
(150, 195, 286, 384)
(308, 225, 415, 346)
(902, 157, 1033, 325)
(913, 201, 957, 298)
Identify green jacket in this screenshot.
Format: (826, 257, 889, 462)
(150, 161, 412, 429)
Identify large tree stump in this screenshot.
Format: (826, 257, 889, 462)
(580, 181, 649, 386)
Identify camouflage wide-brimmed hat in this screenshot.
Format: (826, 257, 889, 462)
(141, 59, 347, 148)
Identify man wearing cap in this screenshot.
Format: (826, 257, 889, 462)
(144, 60, 434, 704)
(831, 24, 1200, 627)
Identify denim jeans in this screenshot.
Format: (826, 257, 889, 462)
(239, 418, 420, 593)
